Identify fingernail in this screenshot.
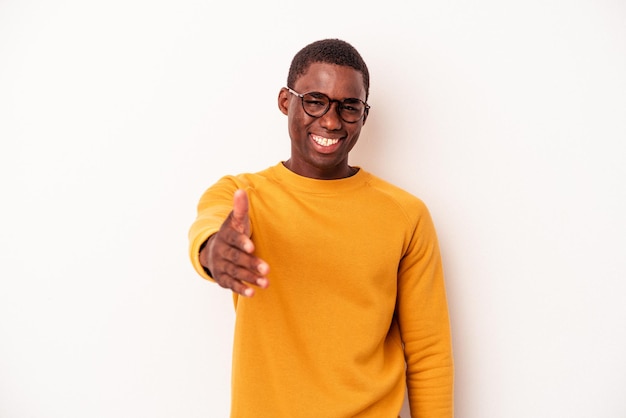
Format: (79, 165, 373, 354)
(258, 263, 269, 275)
(244, 288, 254, 297)
(256, 278, 268, 288)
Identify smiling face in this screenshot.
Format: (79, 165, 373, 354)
(278, 62, 368, 180)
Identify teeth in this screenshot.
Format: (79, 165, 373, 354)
(311, 134, 339, 147)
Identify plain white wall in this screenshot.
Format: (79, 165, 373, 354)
(1, 1, 625, 417)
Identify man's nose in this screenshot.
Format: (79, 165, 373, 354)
(319, 102, 342, 129)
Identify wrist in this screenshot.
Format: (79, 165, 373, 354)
(199, 234, 216, 276)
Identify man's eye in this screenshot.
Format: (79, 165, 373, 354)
(305, 100, 326, 107)
(341, 103, 363, 113)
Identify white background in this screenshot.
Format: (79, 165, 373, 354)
(1, 1, 625, 417)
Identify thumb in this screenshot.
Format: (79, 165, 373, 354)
(231, 189, 250, 234)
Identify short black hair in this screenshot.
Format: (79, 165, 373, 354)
(287, 39, 370, 100)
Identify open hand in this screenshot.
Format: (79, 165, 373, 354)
(200, 189, 269, 297)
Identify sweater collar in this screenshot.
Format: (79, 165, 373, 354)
(270, 162, 368, 194)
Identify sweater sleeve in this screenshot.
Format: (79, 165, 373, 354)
(188, 175, 243, 281)
(397, 201, 454, 417)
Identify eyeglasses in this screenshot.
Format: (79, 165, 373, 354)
(287, 87, 370, 123)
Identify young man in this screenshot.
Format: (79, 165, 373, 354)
(188, 39, 453, 417)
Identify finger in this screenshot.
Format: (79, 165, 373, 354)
(219, 226, 255, 254)
(216, 273, 255, 297)
(215, 263, 267, 295)
(221, 254, 268, 284)
(210, 230, 269, 284)
(231, 189, 249, 230)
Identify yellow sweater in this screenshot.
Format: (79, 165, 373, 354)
(189, 163, 453, 418)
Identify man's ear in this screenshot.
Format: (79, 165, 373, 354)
(362, 109, 369, 125)
(278, 88, 290, 115)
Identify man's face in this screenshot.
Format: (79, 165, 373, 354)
(278, 62, 367, 180)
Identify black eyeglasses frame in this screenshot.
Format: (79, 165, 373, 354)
(286, 87, 370, 123)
